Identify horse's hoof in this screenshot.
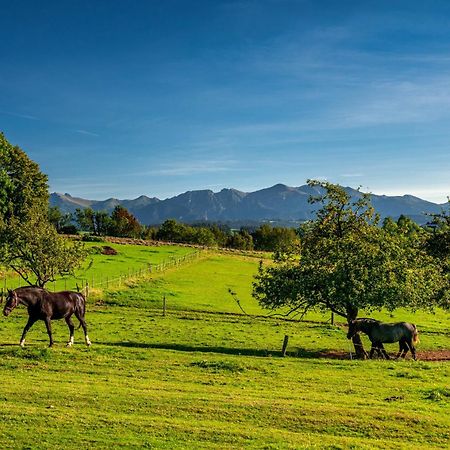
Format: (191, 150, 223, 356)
(66, 342, 73, 348)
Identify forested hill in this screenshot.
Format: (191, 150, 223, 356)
(50, 184, 445, 226)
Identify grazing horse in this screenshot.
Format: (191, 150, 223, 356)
(3, 286, 91, 348)
(347, 318, 419, 360)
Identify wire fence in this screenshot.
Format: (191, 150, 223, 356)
(1, 250, 202, 299)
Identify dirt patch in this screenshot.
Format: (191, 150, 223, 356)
(101, 246, 118, 255)
(317, 349, 450, 361)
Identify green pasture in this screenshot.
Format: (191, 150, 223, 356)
(2, 242, 196, 291)
(0, 245, 449, 448)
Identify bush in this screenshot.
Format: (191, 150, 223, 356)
(81, 234, 104, 242)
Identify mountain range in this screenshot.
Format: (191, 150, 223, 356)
(50, 184, 447, 226)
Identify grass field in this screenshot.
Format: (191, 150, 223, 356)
(2, 241, 196, 291)
(0, 245, 449, 448)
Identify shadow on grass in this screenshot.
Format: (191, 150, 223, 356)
(102, 341, 333, 359)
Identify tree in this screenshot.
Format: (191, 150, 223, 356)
(109, 206, 142, 238)
(156, 219, 189, 242)
(0, 134, 87, 287)
(189, 227, 218, 247)
(424, 199, 450, 309)
(252, 223, 300, 252)
(3, 208, 87, 287)
(253, 180, 443, 357)
(75, 208, 111, 235)
(0, 133, 48, 227)
(48, 206, 75, 233)
(425, 199, 450, 261)
(226, 229, 254, 250)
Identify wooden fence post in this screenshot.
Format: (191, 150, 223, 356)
(281, 335, 289, 357)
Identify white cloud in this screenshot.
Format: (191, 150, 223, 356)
(75, 129, 99, 137)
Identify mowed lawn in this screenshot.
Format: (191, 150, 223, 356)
(0, 248, 449, 449)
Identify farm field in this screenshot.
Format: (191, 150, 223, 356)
(0, 244, 449, 449)
(1, 241, 197, 291)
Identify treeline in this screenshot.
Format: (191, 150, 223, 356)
(49, 206, 300, 251)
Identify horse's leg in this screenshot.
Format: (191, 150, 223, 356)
(44, 317, 54, 347)
(401, 340, 409, 358)
(65, 316, 75, 347)
(379, 343, 390, 360)
(395, 340, 405, 359)
(376, 345, 384, 359)
(407, 340, 417, 361)
(20, 317, 37, 348)
(75, 311, 91, 346)
(369, 343, 377, 359)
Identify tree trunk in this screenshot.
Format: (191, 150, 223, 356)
(351, 333, 368, 359)
(347, 307, 368, 359)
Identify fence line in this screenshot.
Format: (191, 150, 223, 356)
(1, 250, 203, 298)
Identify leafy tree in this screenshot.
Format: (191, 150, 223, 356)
(253, 180, 443, 357)
(94, 211, 112, 236)
(199, 223, 230, 247)
(48, 206, 74, 233)
(3, 208, 87, 287)
(142, 225, 158, 240)
(0, 133, 48, 227)
(396, 214, 422, 236)
(75, 208, 111, 235)
(109, 206, 141, 238)
(189, 227, 218, 247)
(75, 208, 96, 233)
(425, 199, 450, 260)
(252, 223, 300, 253)
(226, 229, 254, 250)
(424, 199, 450, 308)
(156, 219, 189, 242)
(0, 134, 87, 287)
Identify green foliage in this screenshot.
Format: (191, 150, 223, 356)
(253, 180, 445, 324)
(0, 134, 87, 287)
(109, 205, 141, 238)
(48, 206, 75, 234)
(0, 133, 48, 227)
(226, 228, 254, 250)
(2, 208, 87, 287)
(75, 208, 112, 236)
(252, 223, 300, 252)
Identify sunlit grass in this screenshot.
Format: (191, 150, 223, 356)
(0, 245, 448, 448)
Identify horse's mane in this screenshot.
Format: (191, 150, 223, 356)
(15, 286, 45, 292)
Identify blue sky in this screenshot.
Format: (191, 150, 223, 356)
(1, 0, 450, 202)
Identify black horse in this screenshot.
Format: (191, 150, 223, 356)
(3, 286, 91, 348)
(347, 318, 419, 360)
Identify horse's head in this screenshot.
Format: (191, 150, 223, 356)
(346, 320, 359, 339)
(3, 289, 20, 317)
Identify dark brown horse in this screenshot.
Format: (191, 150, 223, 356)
(3, 286, 91, 348)
(347, 318, 419, 360)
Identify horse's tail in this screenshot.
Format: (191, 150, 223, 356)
(412, 324, 420, 344)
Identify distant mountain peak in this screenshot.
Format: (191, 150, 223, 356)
(50, 184, 445, 226)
